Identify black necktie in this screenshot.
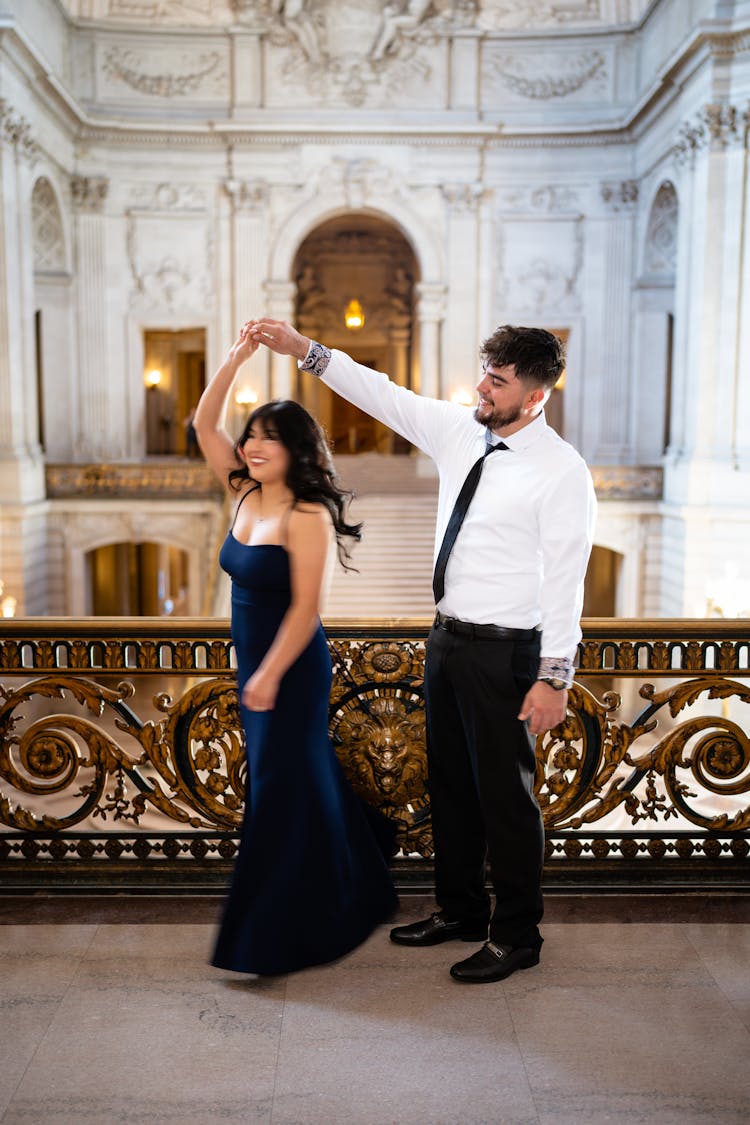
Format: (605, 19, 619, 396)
(432, 441, 509, 604)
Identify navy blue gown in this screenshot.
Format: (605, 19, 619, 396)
(212, 530, 397, 975)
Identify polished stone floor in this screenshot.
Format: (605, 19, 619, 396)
(1, 895, 749, 1124)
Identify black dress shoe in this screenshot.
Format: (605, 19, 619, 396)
(450, 941, 540, 982)
(390, 912, 488, 946)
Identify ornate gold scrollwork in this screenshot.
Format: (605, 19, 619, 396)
(1, 623, 748, 877)
(328, 638, 431, 855)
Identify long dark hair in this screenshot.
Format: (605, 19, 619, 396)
(228, 400, 362, 569)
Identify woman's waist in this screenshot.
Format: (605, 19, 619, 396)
(230, 583, 290, 606)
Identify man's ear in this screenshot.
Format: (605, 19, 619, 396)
(525, 386, 548, 413)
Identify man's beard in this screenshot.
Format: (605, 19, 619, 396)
(473, 401, 522, 431)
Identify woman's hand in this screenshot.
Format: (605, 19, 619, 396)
(242, 667, 281, 713)
(227, 321, 260, 368)
(251, 319, 311, 361)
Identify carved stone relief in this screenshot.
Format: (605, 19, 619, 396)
(497, 218, 583, 316)
(32, 178, 66, 272)
(105, 0, 229, 25)
(643, 181, 678, 277)
(261, 1, 454, 108)
(496, 184, 581, 215)
(127, 182, 208, 211)
(672, 103, 749, 166)
(0, 99, 37, 162)
(99, 44, 228, 100)
(478, 0, 650, 28)
(479, 0, 600, 28)
(71, 176, 109, 213)
(600, 179, 638, 212)
(483, 46, 609, 104)
(127, 213, 214, 317)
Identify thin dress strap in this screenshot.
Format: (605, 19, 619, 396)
(279, 501, 297, 548)
(230, 486, 259, 530)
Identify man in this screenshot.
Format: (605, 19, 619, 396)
(252, 318, 596, 984)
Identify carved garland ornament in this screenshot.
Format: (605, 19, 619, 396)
(102, 48, 222, 97)
(491, 50, 606, 100)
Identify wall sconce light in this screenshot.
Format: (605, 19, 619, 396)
(344, 299, 365, 331)
(235, 387, 258, 408)
(450, 387, 474, 406)
(145, 369, 162, 389)
(0, 581, 16, 618)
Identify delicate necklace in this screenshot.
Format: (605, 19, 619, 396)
(255, 490, 292, 525)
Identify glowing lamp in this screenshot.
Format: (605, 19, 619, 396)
(450, 387, 474, 406)
(145, 369, 162, 389)
(235, 387, 258, 407)
(344, 299, 365, 331)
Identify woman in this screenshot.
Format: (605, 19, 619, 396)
(194, 322, 397, 974)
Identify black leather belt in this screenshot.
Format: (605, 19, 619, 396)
(434, 612, 540, 641)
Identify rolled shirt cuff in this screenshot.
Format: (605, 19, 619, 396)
(299, 340, 332, 378)
(537, 656, 574, 689)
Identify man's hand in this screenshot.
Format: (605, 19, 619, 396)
(251, 319, 310, 361)
(518, 681, 568, 736)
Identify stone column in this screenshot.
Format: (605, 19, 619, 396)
(226, 178, 271, 412)
(661, 103, 750, 614)
(0, 100, 46, 613)
(71, 175, 111, 461)
(264, 280, 297, 399)
(387, 325, 411, 389)
(591, 180, 638, 463)
(415, 282, 446, 399)
(0, 100, 43, 502)
(442, 184, 482, 399)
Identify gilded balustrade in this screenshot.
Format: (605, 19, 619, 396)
(0, 617, 748, 889)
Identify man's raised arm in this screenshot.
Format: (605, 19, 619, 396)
(251, 319, 455, 461)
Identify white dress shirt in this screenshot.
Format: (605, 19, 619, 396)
(304, 346, 597, 666)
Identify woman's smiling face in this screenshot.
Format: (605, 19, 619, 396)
(239, 423, 291, 485)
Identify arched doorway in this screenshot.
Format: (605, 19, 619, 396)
(86, 541, 190, 616)
(293, 214, 419, 454)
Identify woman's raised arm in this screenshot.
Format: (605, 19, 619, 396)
(193, 322, 258, 488)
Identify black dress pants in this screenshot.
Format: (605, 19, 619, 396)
(423, 623, 544, 950)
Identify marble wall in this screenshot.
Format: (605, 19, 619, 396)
(0, 0, 748, 616)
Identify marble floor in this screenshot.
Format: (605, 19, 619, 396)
(0, 895, 749, 1125)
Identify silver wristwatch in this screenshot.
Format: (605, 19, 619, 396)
(538, 677, 567, 691)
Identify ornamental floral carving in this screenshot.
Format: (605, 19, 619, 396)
(0, 99, 36, 161)
(70, 176, 109, 213)
(102, 47, 224, 98)
(672, 103, 744, 166)
(488, 49, 607, 100)
(600, 179, 639, 212)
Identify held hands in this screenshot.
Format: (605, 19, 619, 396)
(227, 321, 260, 368)
(242, 667, 281, 713)
(518, 681, 568, 737)
(250, 319, 311, 361)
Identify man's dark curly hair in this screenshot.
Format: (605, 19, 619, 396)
(228, 399, 362, 570)
(480, 325, 565, 390)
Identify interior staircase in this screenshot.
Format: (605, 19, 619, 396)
(325, 492, 436, 619)
(212, 453, 439, 620)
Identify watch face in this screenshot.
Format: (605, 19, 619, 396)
(542, 677, 566, 690)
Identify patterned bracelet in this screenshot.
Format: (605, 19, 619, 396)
(300, 340, 332, 379)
